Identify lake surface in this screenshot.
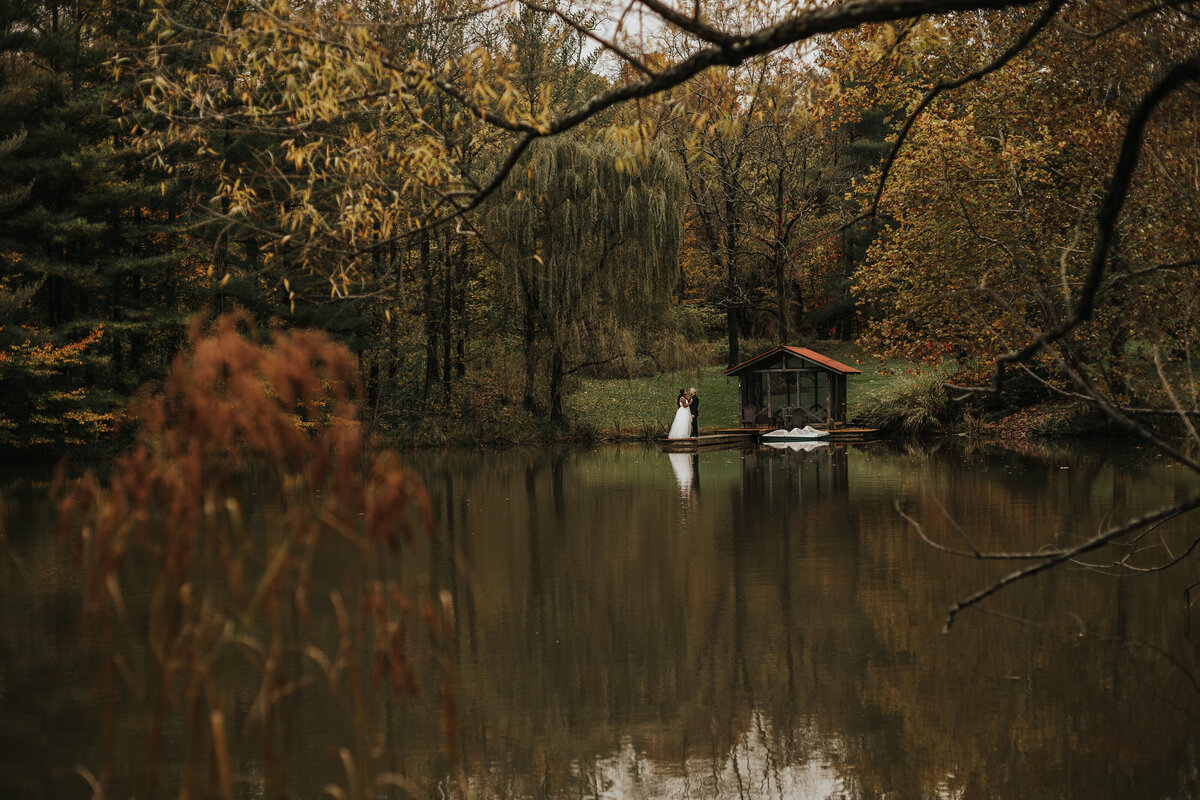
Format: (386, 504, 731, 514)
(3, 440, 1200, 799)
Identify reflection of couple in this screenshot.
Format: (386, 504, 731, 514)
(667, 452, 698, 497)
(667, 387, 699, 439)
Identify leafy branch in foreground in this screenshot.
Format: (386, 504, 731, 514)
(134, 0, 1053, 280)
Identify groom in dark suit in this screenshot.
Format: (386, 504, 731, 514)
(688, 387, 699, 437)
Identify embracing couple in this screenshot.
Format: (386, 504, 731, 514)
(667, 387, 699, 439)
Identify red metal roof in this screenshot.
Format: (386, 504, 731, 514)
(723, 345, 862, 376)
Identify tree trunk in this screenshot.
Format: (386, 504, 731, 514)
(455, 239, 468, 379)
(723, 173, 740, 367)
(774, 164, 789, 345)
(520, 272, 538, 413)
(387, 239, 401, 383)
(549, 343, 565, 424)
(440, 229, 453, 402)
(775, 246, 789, 344)
(421, 230, 439, 401)
(365, 356, 379, 411)
(792, 277, 804, 339)
(727, 302, 740, 367)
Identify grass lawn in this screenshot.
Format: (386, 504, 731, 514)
(566, 368, 741, 436)
(565, 341, 924, 436)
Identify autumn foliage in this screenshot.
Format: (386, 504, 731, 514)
(0, 325, 114, 448)
(55, 313, 447, 799)
(849, 6, 1200, 401)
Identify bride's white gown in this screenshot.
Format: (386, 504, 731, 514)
(667, 401, 693, 439)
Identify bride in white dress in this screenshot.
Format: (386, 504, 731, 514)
(667, 389, 693, 439)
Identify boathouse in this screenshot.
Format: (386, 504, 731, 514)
(725, 345, 861, 428)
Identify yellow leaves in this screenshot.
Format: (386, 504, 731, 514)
(473, 80, 500, 104)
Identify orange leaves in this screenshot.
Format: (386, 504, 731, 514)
(366, 579, 420, 696)
(58, 310, 435, 638)
(1, 324, 105, 371)
(132, 313, 357, 474)
(51, 312, 448, 796)
(364, 453, 434, 553)
(854, 4, 1200, 397)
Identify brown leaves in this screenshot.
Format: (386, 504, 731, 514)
(61, 310, 435, 581)
(55, 313, 438, 778)
(140, 313, 361, 476)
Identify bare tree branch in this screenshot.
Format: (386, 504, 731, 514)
(944, 492, 1200, 632)
(533, 0, 1047, 139)
(1062, 0, 1199, 40)
(412, 132, 537, 236)
(429, 0, 1049, 142)
(896, 501, 1067, 559)
(521, 0, 655, 75)
(629, 0, 734, 45)
(1103, 256, 1200, 288)
(1155, 344, 1200, 447)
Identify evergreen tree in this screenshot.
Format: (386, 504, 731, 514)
(818, 105, 895, 340)
(0, 0, 200, 450)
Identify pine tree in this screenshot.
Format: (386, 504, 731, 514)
(0, 0, 201, 450)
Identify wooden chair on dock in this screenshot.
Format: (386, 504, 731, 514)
(740, 404, 757, 427)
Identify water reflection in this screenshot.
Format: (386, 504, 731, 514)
(667, 452, 696, 497)
(763, 440, 829, 452)
(2, 441, 1200, 798)
(411, 442, 1200, 800)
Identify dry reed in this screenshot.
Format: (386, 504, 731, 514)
(55, 313, 446, 800)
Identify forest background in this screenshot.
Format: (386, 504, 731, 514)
(1, 0, 1199, 453)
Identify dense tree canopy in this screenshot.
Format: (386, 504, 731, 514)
(853, 5, 1200, 390)
(129, 0, 1200, 389)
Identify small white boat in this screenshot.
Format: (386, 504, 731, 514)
(764, 440, 828, 452)
(760, 425, 830, 442)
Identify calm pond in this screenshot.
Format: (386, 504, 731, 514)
(3, 439, 1200, 799)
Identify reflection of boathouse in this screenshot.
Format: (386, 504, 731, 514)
(740, 442, 849, 500)
(725, 346, 861, 428)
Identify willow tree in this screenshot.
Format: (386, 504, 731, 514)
(488, 138, 684, 422)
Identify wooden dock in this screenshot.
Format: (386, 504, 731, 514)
(660, 425, 882, 452)
(659, 431, 758, 452)
(819, 426, 884, 442)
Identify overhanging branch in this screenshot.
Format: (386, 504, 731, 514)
(961, 50, 1200, 396)
(864, 0, 1066, 221)
(943, 492, 1200, 632)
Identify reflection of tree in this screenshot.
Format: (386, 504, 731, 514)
(743, 444, 850, 505)
(842, 443, 1200, 798)
(3, 443, 1198, 797)
(0, 481, 97, 800)
(406, 443, 1200, 798)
